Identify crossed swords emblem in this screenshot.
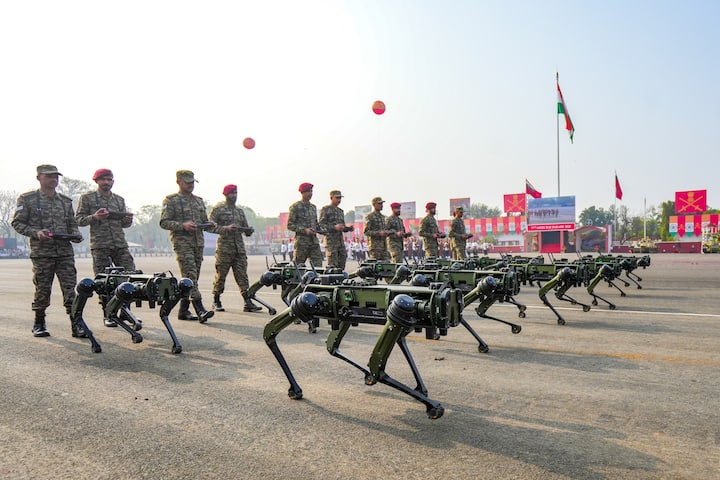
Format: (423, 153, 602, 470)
(677, 191, 705, 213)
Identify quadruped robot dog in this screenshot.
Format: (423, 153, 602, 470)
(71, 267, 193, 353)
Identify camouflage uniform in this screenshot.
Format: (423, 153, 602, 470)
(449, 216, 468, 260)
(420, 214, 441, 258)
(160, 192, 208, 300)
(364, 211, 390, 261)
(76, 190, 136, 274)
(385, 214, 406, 263)
(287, 201, 323, 267)
(319, 204, 347, 269)
(12, 189, 80, 314)
(209, 201, 251, 295)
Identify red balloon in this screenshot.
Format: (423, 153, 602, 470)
(372, 100, 386, 115)
(243, 137, 255, 149)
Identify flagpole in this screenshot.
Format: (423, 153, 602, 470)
(556, 72, 560, 196)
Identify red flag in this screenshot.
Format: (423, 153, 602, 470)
(615, 174, 623, 200)
(675, 190, 707, 214)
(526, 179, 542, 199)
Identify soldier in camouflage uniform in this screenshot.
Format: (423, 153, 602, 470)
(208, 184, 262, 313)
(12, 165, 87, 339)
(160, 170, 214, 323)
(287, 182, 323, 268)
(364, 196, 390, 261)
(287, 182, 323, 333)
(449, 206, 472, 260)
(319, 190, 348, 270)
(76, 168, 136, 327)
(385, 202, 408, 263)
(419, 202, 442, 258)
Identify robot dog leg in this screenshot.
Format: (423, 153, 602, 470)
(365, 294, 444, 419)
(157, 277, 193, 354)
(587, 264, 618, 309)
(71, 278, 102, 353)
(262, 304, 307, 400)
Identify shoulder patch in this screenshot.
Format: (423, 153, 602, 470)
(16, 204, 24, 212)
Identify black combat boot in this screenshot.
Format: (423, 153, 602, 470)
(177, 298, 199, 321)
(212, 294, 225, 312)
(32, 311, 50, 337)
(192, 299, 214, 324)
(242, 293, 262, 312)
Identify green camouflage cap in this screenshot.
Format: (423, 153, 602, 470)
(36, 164, 63, 176)
(371, 196, 385, 204)
(330, 190, 343, 197)
(176, 170, 198, 183)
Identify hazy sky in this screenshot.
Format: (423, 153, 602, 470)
(1, 0, 718, 219)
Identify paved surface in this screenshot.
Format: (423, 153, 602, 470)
(1, 253, 719, 479)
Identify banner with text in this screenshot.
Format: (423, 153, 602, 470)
(527, 196, 576, 231)
(449, 197, 471, 216)
(354, 205, 372, 223)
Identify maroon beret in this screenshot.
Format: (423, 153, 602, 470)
(223, 184, 237, 195)
(298, 182, 313, 193)
(93, 168, 113, 181)
(390, 202, 402, 209)
(425, 202, 437, 210)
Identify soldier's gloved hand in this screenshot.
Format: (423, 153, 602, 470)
(244, 227, 255, 237)
(182, 221, 198, 231)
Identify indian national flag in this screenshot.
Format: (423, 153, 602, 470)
(557, 81, 575, 143)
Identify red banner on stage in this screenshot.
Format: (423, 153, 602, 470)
(503, 193, 527, 213)
(675, 190, 707, 214)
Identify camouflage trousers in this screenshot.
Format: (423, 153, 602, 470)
(369, 247, 390, 261)
(324, 243, 347, 270)
(451, 244, 467, 260)
(294, 241, 323, 267)
(388, 245, 404, 263)
(31, 255, 77, 313)
(174, 245, 204, 300)
(213, 252, 249, 295)
(424, 242, 439, 259)
(91, 247, 136, 274)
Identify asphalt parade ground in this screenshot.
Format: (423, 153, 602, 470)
(1, 253, 719, 479)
